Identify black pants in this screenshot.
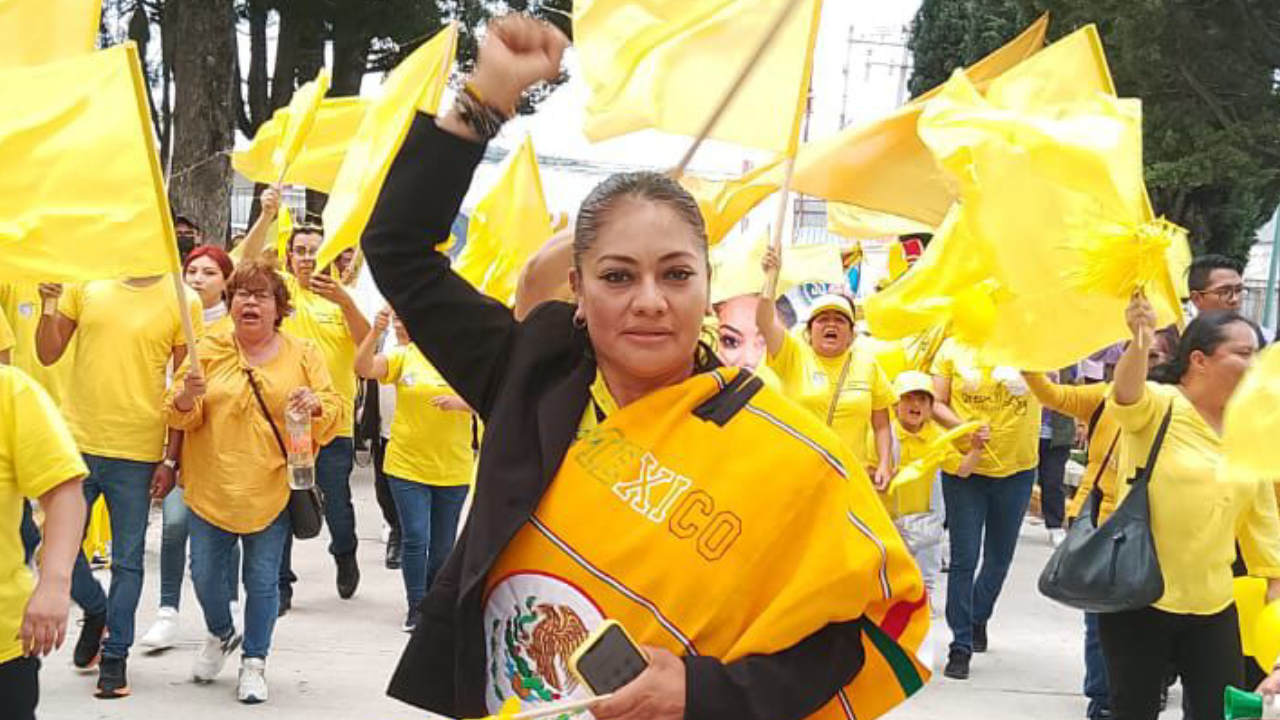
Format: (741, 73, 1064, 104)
(372, 436, 400, 533)
(1037, 439, 1069, 530)
(1099, 605, 1242, 720)
(0, 656, 39, 720)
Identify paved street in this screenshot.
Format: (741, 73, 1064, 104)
(38, 466, 1178, 720)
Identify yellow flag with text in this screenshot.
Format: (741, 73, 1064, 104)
(455, 135, 552, 304)
(778, 14, 1049, 225)
(575, 0, 823, 154)
(318, 23, 457, 269)
(0, 43, 179, 282)
(0, 0, 101, 68)
(233, 97, 369, 193)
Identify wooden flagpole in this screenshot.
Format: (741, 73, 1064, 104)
(669, 0, 811, 180)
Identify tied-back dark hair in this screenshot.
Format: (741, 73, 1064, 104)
(1148, 310, 1261, 385)
(572, 171, 709, 271)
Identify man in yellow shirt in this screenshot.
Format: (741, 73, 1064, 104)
(276, 226, 370, 610)
(0, 282, 75, 405)
(34, 277, 202, 698)
(1, 366, 89, 720)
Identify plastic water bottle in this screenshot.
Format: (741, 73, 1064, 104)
(286, 404, 315, 490)
(1225, 687, 1280, 720)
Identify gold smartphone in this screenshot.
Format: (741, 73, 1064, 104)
(569, 620, 650, 696)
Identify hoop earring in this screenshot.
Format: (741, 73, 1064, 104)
(573, 312, 587, 330)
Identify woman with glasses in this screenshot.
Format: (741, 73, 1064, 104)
(165, 261, 342, 703)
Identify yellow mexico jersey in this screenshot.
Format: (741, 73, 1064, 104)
(59, 279, 203, 463)
(382, 344, 474, 487)
(930, 338, 1040, 477)
(767, 332, 894, 468)
(281, 273, 355, 437)
(0, 367, 88, 663)
(0, 282, 76, 405)
(485, 368, 929, 720)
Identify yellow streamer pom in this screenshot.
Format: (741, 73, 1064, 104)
(1064, 217, 1185, 299)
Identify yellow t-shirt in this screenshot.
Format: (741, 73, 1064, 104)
(930, 338, 1040, 477)
(767, 332, 893, 468)
(1111, 382, 1280, 615)
(0, 283, 76, 405)
(164, 332, 343, 533)
(382, 345, 474, 487)
(0, 367, 89, 663)
(281, 273, 356, 437)
(59, 279, 203, 463)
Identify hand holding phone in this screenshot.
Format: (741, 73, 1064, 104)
(570, 621, 649, 695)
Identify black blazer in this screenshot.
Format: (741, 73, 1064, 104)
(364, 115, 866, 720)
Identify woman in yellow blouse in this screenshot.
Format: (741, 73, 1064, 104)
(355, 309, 474, 632)
(930, 336, 1041, 679)
(755, 247, 895, 487)
(165, 261, 342, 704)
(1106, 297, 1280, 720)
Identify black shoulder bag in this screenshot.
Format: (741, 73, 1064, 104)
(1038, 403, 1173, 613)
(244, 368, 325, 540)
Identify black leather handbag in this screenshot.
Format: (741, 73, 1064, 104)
(244, 368, 324, 540)
(1038, 404, 1173, 613)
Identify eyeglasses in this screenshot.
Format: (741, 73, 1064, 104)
(1196, 284, 1249, 301)
(233, 288, 273, 302)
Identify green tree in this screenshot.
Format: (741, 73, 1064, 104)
(907, 0, 1280, 260)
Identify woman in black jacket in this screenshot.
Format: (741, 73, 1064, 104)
(364, 16, 928, 720)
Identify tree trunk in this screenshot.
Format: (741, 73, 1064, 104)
(245, 0, 270, 131)
(167, 0, 237, 246)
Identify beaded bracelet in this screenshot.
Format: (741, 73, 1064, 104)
(455, 82, 510, 141)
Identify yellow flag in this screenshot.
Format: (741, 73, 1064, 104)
(233, 97, 369, 193)
(276, 202, 295, 261)
(828, 203, 934, 240)
(680, 162, 780, 244)
(1222, 344, 1280, 484)
(318, 23, 457, 269)
(0, 43, 179, 282)
(575, 0, 823, 154)
(271, 68, 330, 179)
(710, 234, 844, 303)
(776, 14, 1049, 225)
(866, 62, 1182, 371)
(886, 242, 909, 282)
(884, 421, 982, 515)
(0, 0, 101, 68)
(455, 135, 552, 304)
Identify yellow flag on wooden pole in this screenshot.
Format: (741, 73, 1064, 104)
(272, 68, 331, 182)
(0, 43, 180, 282)
(233, 97, 369, 193)
(0, 0, 101, 68)
(455, 135, 552, 304)
(575, 0, 823, 154)
(318, 23, 457, 270)
(679, 162, 781, 245)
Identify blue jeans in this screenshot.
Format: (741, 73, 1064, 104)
(1084, 612, 1110, 718)
(68, 454, 154, 659)
(942, 468, 1035, 654)
(386, 477, 468, 610)
(279, 437, 358, 589)
(190, 511, 289, 659)
(159, 488, 239, 609)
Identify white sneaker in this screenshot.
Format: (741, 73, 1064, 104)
(238, 658, 268, 704)
(192, 631, 241, 683)
(140, 607, 180, 650)
(1048, 528, 1067, 548)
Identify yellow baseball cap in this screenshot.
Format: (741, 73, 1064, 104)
(805, 294, 855, 325)
(893, 370, 935, 400)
